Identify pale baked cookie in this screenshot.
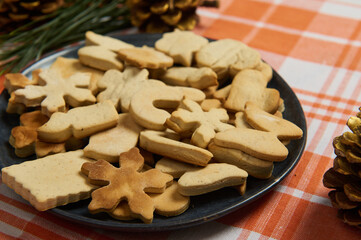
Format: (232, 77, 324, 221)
(244, 102, 303, 140)
(155, 157, 200, 178)
(166, 99, 234, 148)
(202, 85, 218, 99)
(155, 29, 209, 67)
(139, 130, 213, 167)
(50, 56, 104, 94)
(84, 113, 143, 163)
(85, 31, 134, 52)
(224, 69, 280, 113)
(158, 67, 218, 90)
(129, 85, 184, 130)
(234, 112, 252, 129)
(78, 46, 124, 71)
(196, 39, 261, 80)
(13, 69, 96, 117)
(208, 142, 274, 179)
(200, 99, 222, 112)
(97, 67, 166, 112)
(81, 148, 173, 224)
(1, 150, 97, 211)
(213, 128, 288, 161)
(213, 85, 231, 102)
(176, 86, 206, 103)
(117, 46, 173, 69)
(254, 61, 273, 83)
(37, 101, 118, 143)
(229, 47, 262, 73)
(178, 163, 248, 196)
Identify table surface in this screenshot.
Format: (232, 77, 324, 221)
(1, 0, 361, 239)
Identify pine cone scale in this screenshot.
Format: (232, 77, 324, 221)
(323, 108, 361, 228)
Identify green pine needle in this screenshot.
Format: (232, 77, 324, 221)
(0, 0, 131, 74)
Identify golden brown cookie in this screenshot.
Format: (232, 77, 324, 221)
(9, 110, 49, 157)
(4, 71, 39, 93)
(5, 70, 41, 114)
(9, 110, 86, 158)
(81, 147, 173, 223)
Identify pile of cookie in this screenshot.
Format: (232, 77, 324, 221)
(1, 29, 303, 224)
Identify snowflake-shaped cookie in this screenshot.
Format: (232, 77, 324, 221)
(13, 69, 96, 116)
(81, 147, 173, 223)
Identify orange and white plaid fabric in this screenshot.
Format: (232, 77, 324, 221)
(1, 0, 361, 239)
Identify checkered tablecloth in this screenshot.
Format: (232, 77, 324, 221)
(1, 0, 361, 239)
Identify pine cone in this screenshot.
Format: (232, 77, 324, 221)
(323, 107, 361, 228)
(0, 0, 65, 33)
(126, 0, 206, 33)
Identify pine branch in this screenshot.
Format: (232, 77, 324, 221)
(0, 0, 131, 74)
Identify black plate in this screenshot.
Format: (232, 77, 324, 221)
(0, 33, 307, 232)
